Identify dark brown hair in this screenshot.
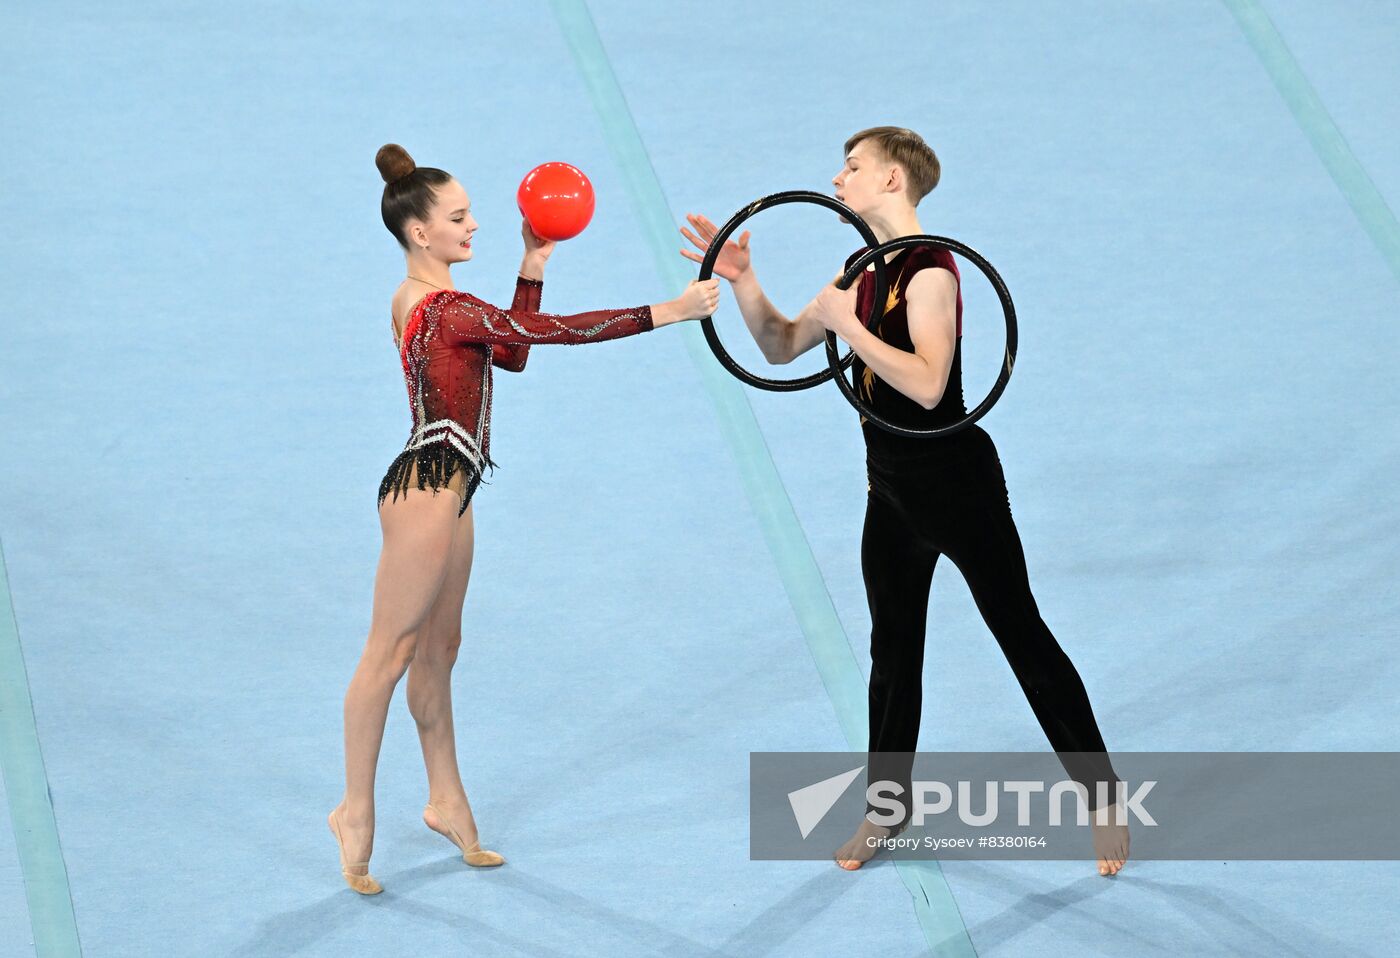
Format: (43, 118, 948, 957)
(375, 144, 453, 249)
(844, 126, 941, 205)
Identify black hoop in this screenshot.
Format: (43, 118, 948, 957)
(698, 191, 889, 392)
(826, 235, 1017, 438)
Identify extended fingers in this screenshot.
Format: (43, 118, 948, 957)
(687, 212, 720, 236)
(684, 213, 718, 241)
(679, 224, 709, 250)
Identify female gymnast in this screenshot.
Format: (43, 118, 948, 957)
(328, 144, 720, 894)
(680, 127, 1129, 877)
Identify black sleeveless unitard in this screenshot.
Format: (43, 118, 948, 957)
(846, 243, 1119, 827)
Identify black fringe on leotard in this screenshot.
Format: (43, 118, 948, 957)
(376, 443, 495, 517)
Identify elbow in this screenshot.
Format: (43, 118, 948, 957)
(917, 383, 948, 411)
(758, 335, 790, 365)
(492, 344, 529, 373)
(762, 326, 798, 365)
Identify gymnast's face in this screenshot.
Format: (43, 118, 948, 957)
(410, 178, 478, 262)
(832, 142, 897, 220)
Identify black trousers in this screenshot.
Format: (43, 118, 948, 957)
(861, 426, 1119, 827)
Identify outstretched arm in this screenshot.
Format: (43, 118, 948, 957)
(434, 279, 720, 348)
(435, 291, 653, 347)
(679, 212, 830, 365)
(728, 271, 835, 364)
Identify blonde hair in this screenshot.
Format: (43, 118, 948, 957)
(844, 126, 941, 205)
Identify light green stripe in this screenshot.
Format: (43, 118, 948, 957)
(0, 538, 82, 956)
(547, 2, 976, 954)
(1223, 0, 1400, 285)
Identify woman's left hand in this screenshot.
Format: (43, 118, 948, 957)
(807, 282, 862, 341)
(522, 218, 556, 264)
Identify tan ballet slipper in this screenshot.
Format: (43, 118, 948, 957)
(424, 801, 505, 867)
(328, 807, 382, 895)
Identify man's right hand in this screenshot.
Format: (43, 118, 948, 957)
(679, 213, 752, 282)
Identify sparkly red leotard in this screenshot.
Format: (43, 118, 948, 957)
(378, 276, 653, 515)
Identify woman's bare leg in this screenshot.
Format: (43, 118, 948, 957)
(407, 503, 489, 850)
(332, 488, 461, 876)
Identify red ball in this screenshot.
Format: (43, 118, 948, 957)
(517, 162, 595, 241)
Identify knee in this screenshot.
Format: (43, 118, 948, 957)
(1010, 646, 1078, 698)
(869, 653, 924, 691)
(391, 637, 420, 677)
(869, 622, 927, 670)
(420, 631, 462, 669)
(367, 631, 419, 678)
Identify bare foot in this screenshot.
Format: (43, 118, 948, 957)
(423, 796, 481, 853)
(1091, 802, 1131, 876)
(834, 817, 904, 871)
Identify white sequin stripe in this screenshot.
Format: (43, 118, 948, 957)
(403, 310, 493, 465)
(408, 419, 479, 451)
(406, 350, 429, 429)
(476, 358, 491, 442)
(428, 292, 632, 342)
(475, 309, 643, 341)
(405, 430, 484, 470)
(412, 418, 483, 454)
(405, 309, 435, 427)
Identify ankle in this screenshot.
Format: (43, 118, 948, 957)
(337, 801, 375, 828)
(427, 792, 470, 811)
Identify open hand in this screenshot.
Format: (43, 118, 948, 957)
(679, 213, 751, 282)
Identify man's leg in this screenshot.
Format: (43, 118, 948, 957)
(862, 482, 940, 830)
(934, 440, 1129, 874)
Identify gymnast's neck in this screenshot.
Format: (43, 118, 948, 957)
(863, 204, 924, 262)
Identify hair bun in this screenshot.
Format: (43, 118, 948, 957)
(376, 144, 416, 183)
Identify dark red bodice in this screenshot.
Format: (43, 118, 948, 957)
(378, 277, 653, 512)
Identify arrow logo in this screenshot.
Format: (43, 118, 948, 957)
(787, 765, 865, 839)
